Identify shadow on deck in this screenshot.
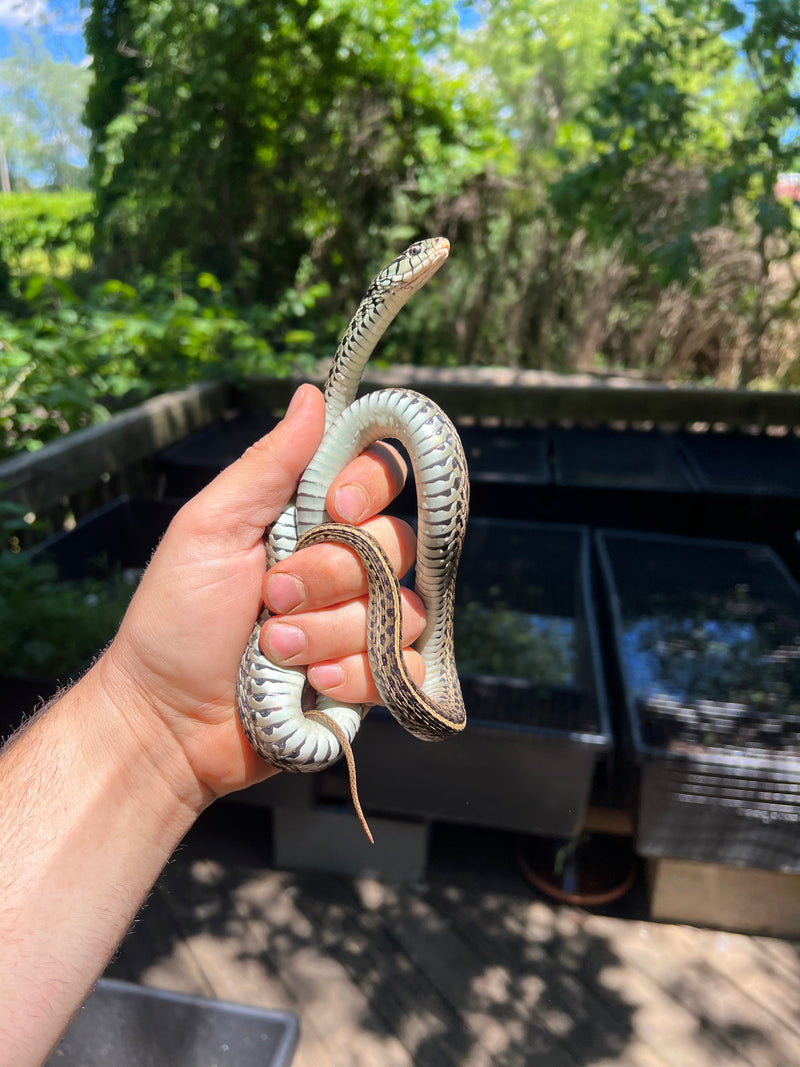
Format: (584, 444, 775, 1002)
(107, 804, 800, 1067)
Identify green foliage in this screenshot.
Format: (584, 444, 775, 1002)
(455, 601, 575, 684)
(0, 33, 91, 189)
(550, 0, 750, 280)
(0, 266, 323, 458)
(0, 189, 93, 280)
(0, 503, 134, 679)
(3, 0, 800, 446)
(545, 0, 800, 382)
(83, 0, 474, 298)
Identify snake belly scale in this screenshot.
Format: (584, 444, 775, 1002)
(236, 238, 469, 841)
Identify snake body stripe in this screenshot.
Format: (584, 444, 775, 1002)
(236, 238, 469, 836)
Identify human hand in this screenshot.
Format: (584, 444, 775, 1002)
(96, 385, 426, 805)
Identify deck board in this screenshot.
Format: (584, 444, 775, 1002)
(108, 806, 800, 1067)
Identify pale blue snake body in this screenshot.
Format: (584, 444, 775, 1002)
(236, 238, 469, 837)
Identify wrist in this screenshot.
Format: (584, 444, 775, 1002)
(88, 647, 213, 823)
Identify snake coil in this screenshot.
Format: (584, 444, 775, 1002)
(236, 238, 469, 840)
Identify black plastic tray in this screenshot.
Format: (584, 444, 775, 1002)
(33, 496, 182, 582)
(1, 499, 181, 730)
(160, 413, 552, 520)
(353, 518, 612, 837)
(674, 430, 800, 576)
(597, 528, 800, 871)
(47, 978, 299, 1067)
(458, 424, 550, 485)
(676, 430, 800, 496)
(552, 427, 695, 491)
(157, 413, 279, 497)
(454, 424, 550, 519)
(550, 427, 700, 535)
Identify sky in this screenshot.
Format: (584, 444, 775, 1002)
(0, 0, 483, 62)
(0, 0, 86, 63)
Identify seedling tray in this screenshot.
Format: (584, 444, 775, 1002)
(353, 518, 612, 837)
(47, 977, 299, 1067)
(157, 412, 279, 497)
(550, 427, 699, 534)
(597, 529, 800, 871)
(676, 430, 800, 496)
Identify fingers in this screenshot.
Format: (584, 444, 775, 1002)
(252, 407, 417, 709)
(325, 441, 407, 525)
(175, 384, 326, 543)
(262, 515, 417, 614)
(307, 648, 426, 706)
(260, 587, 426, 668)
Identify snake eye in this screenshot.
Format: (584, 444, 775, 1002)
(407, 242, 425, 256)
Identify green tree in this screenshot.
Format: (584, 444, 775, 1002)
(0, 33, 90, 188)
(547, 0, 800, 383)
(84, 0, 473, 298)
(413, 0, 628, 368)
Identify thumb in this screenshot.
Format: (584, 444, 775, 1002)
(184, 384, 325, 540)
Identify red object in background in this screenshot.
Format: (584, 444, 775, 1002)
(775, 174, 800, 201)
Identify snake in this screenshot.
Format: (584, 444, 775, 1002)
(236, 237, 469, 841)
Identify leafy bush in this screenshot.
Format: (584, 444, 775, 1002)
(455, 600, 575, 684)
(0, 503, 135, 678)
(0, 267, 326, 459)
(0, 190, 92, 280)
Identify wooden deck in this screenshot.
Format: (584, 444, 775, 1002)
(107, 804, 800, 1067)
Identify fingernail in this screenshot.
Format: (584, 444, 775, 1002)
(284, 385, 309, 419)
(334, 484, 369, 523)
(264, 622, 306, 661)
(308, 663, 344, 691)
(266, 572, 305, 613)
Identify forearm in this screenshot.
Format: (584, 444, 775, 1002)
(0, 654, 206, 1067)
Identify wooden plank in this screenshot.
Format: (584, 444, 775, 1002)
(239, 369, 800, 431)
(225, 869, 416, 1067)
(292, 873, 470, 1067)
(159, 840, 414, 1067)
(671, 926, 800, 1040)
(107, 882, 215, 998)
(649, 858, 800, 938)
(100, 809, 800, 1067)
(751, 936, 800, 989)
(337, 878, 581, 1067)
(0, 381, 230, 512)
(423, 883, 670, 1067)
(581, 912, 800, 1067)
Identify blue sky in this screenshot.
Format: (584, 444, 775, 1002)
(0, 0, 86, 63)
(0, 1, 484, 63)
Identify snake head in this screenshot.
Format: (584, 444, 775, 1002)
(374, 237, 450, 295)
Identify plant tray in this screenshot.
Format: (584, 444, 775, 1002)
(157, 412, 279, 497)
(673, 430, 800, 573)
(550, 427, 699, 535)
(381, 422, 551, 521)
(552, 427, 696, 491)
(0, 499, 181, 729)
(46, 978, 299, 1067)
(456, 423, 550, 517)
(676, 430, 800, 497)
(457, 424, 550, 486)
(597, 529, 800, 871)
(352, 518, 612, 837)
(34, 496, 182, 582)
